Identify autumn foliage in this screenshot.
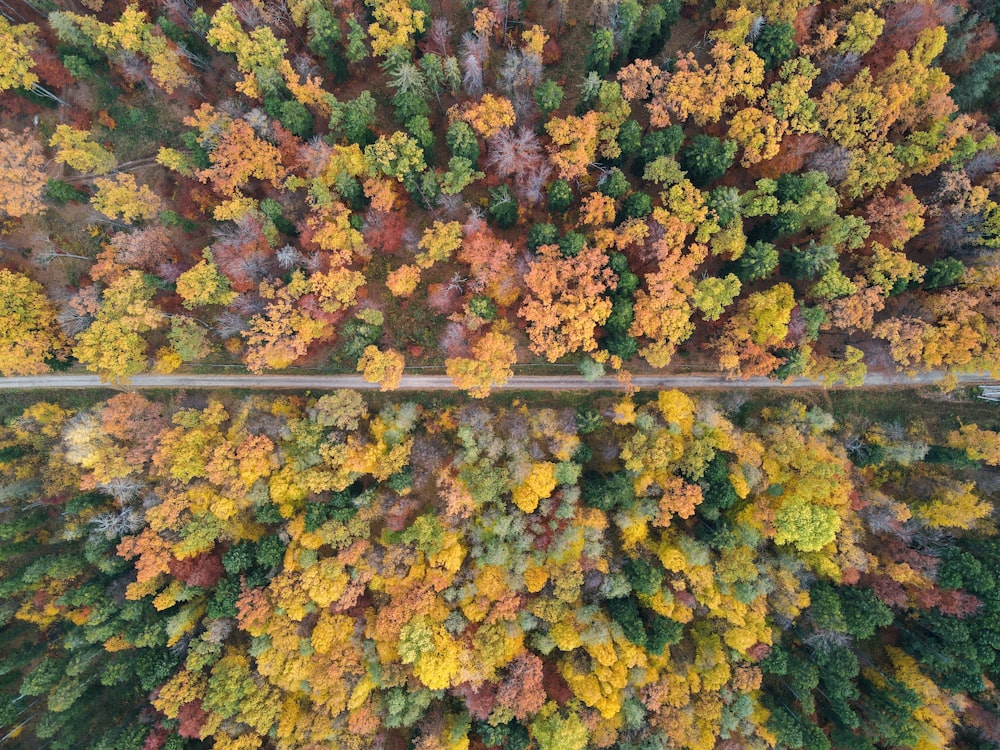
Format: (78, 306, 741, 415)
(1, 390, 999, 750)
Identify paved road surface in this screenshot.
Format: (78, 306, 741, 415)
(0, 371, 994, 391)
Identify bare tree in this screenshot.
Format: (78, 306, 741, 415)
(90, 506, 144, 539)
(276, 244, 303, 270)
(460, 32, 488, 98)
(98, 476, 148, 504)
(806, 145, 851, 185)
(423, 16, 453, 57)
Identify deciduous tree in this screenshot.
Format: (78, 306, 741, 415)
(0, 129, 47, 218)
(0, 269, 65, 375)
(357, 345, 405, 390)
(445, 328, 516, 397)
(519, 244, 617, 361)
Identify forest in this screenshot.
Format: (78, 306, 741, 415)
(0, 388, 999, 749)
(2, 0, 1000, 747)
(0, 0, 999, 389)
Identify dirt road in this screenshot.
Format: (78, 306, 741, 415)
(0, 371, 994, 391)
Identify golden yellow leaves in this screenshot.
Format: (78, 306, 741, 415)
(511, 462, 557, 513)
(450, 94, 516, 139)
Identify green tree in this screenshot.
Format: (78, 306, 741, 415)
(621, 191, 653, 220)
(586, 28, 615, 77)
(547, 179, 573, 213)
(534, 79, 564, 118)
(339, 91, 377, 145)
(600, 168, 630, 199)
(488, 185, 518, 229)
(680, 135, 737, 187)
(446, 120, 479, 165)
(636, 125, 684, 175)
(923, 257, 964, 289)
(754, 22, 796, 70)
(277, 99, 313, 138)
(782, 241, 837, 280)
(527, 222, 559, 251)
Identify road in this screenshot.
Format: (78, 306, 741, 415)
(0, 371, 994, 391)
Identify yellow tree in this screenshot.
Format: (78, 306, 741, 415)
(0, 269, 65, 375)
(915, 481, 992, 530)
(415, 221, 463, 269)
(73, 271, 165, 381)
(714, 283, 796, 377)
(244, 273, 327, 372)
(0, 17, 38, 92)
(49, 125, 117, 175)
(357, 346, 405, 390)
(311, 267, 366, 314)
(91, 174, 162, 223)
(947, 424, 1000, 465)
(176, 250, 237, 309)
(0, 129, 46, 218)
(197, 119, 287, 197)
(366, 0, 426, 56)
(727, 106, 786, 166)
(386, 264, 421, 298)
(445, 328, 517, 398)
(451, 94, 516, 139)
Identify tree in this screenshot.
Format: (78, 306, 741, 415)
(364, 131, 427, 182)
(176, 251, 237, 309)
(496, 652, 546, 719)
(530, 704, 588, 750)
(340, 92, 378, 145)
(366, 0, 426, 56)
(0, 129, 46, 218)
(947, 424, 1000, 465)
(546, 112, 600, 181)
(243, 273, 326, 372)
(91, 175, 162, 223)
(415, 221, 462, 269)
(0, 269, 65, 375)
(754, 22, 796, 70)
(73, 271, 165, 381)
(445, 329, 517, 397)
(715, 283, 796, 376)
(446, 120, 480, 165)
(519, 243, 617, 361)
(621, 191, 653, 220)
(680, 135, 737, 187)
(49, 125, 117, 175)
(547, 179, 574, 214)
(197, 119, 287, 197)
(923, 258, 964, 289)
(168, 318, 211, 362)
(586, 28, 615, 77)
(534, 79, 564, 118)
(440, 156, 483, 195)
(735, 240, 779, 282)
(773, 501, 840, 552)
(915, 481, 992, 530)
(0, 16, 39, 92)
(692, 275, 741, 321)
(311, 390, 369, 430)
(452, 94, 516, 139)
(357, 345, 404, 390)
(487, 185, 518, 229)
(783, 242, 837, 280)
